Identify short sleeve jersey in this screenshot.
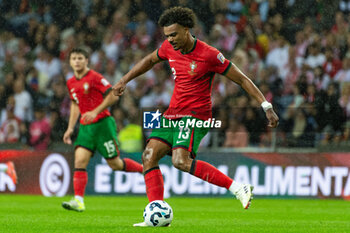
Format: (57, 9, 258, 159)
(157, 38, 231, 120)
(66, 70, 112, 124)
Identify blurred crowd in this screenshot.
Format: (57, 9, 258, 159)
(0, 0, 350, 151)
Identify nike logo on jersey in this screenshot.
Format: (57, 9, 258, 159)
(176, 140, 186, 144)
(169, 59, 176, 62)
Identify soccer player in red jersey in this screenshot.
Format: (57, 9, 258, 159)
(113, 7, 279, 226)
(61, 48, 143, 212)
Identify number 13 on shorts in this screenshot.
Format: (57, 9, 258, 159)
(178, 127, 190, 140)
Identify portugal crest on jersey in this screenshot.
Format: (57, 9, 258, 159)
(188, 61, 197, 76)
(83, 82, 89, 94)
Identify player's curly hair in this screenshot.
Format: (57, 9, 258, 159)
(158, 6, 196, 28)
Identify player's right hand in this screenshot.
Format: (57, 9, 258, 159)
(63, 128, 73, 144)
(112, 80, 126, 96)
(266, 109, 279, 128)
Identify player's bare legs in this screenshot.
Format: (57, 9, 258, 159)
(133, 139, 171, 227)
(74, 147, 92, 169)
(106, 157, 124, 170)
(172, 148, 253, 209)
(171, 149, 192, 172)
(142, 139, 171, 201)
(142, 140, 170, 170)
(106, 156, 143, 173)
(62, 147, 92, 212)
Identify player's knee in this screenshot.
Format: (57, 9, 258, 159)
(74, 158, 88, 169)
(172, 155, 190, 172)
(142, 147, 155, 166)
(107, 157, 124, 171)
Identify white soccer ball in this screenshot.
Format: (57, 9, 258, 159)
(143, 200, 173, 227)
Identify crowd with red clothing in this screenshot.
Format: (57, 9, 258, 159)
(0, 0, 349, 150)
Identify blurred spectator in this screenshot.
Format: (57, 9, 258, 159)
(339, 83, 350, 119)
(49, 109, 67, 143)
(315, 82, 346, 132)
(294, 30, 308, 61)
(334, 53, 350, 88)
(140, 80, 171, 108)
(13, 78, 33, 122)
(341, 121, 350, 145)
(225, 0, 243, 23)
(304, 43, 326, 69)
(0, 96, 21, 143)
(90, 49, 108, 74)
(304, 84, 317, 104)
(29, 106, 51, 150)
(231, 49, 249, 74)
(84, 15, 104, 50)
(49, 0, 78, 29)
(331, 11, 348, 34)
(339, 0, 350, 14)
(242, 107, 266, 145)
(282, 107, 317, 147)
(319, 124, 335, 146)
(112, 107, 125, 132)
(33, 48, 61, 82)
(44, 24, 60, 57)
(266, 36, 289, 79)
(103, 60, 121, 84)
(313, 66, 331, 91)
(283, 46, 301, 95)
(323, 47, 342, 78)
(209, 13, 238, 53)
(118, 114, 143, 153)
(0, 84, 6, 110)
(243, 24, 265, 59)
(102, 30, 120, 63)
(246, 49, 264, 80)
(223, 118, 248, 147)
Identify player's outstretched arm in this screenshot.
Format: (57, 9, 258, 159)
(113, 50, 161, 96)
(224, 63, 279, 128)
(82, 90, 119, 124)
(63, 101, 80, 144)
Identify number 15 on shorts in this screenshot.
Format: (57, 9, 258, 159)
(104, 140, 115, 157)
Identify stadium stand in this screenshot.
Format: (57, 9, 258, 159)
(0, 0, 348, 151)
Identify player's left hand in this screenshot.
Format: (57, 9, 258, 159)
(112, 80, 126, 96)
(265, 109, 279, 128)
(82, 111, 97, 124)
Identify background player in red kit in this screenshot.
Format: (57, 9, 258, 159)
(62, 48, 143, 212)
(113, 7, 279, 226)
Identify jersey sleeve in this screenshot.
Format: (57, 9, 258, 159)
(94, 73, 112, 96)
(66, 81, 74, 101)
(157, 41, 168, 61)
(208, 49, 232, 75)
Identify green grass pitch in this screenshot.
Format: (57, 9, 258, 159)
(0, 195, 349, 233)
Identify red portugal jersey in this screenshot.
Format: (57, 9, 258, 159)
(157, 38, 231, 120)
(66, 70, 112, 124)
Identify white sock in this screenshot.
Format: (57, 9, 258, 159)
(229, 181, 242, 193)
(0, 164, 8, 172)
(75, 195, 84, 203)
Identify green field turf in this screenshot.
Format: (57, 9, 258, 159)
(0, 195, 349, 233)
